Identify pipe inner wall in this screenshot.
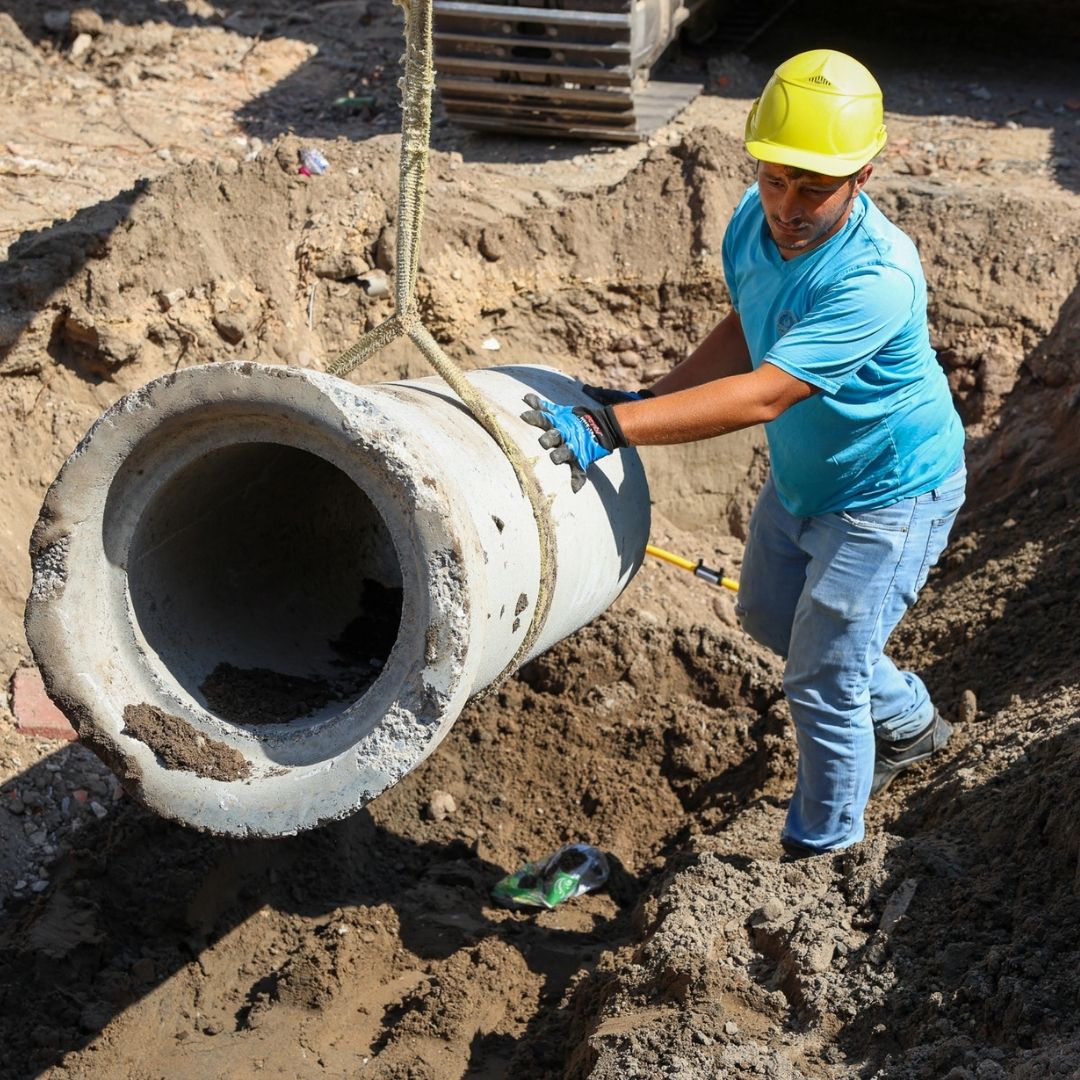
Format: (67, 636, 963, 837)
(125, 444, 403, 728)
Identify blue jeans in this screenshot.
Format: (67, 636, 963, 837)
(735, 463, 966, 852)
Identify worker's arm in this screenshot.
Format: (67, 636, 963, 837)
(614, 361, 816, 445)
(647, 310, 753, 395)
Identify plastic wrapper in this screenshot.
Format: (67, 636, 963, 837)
(491, 843, 610, 910)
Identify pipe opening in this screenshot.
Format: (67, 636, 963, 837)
(126, 442, 403, 728)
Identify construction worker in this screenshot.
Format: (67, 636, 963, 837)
(522, 49, 965, 857)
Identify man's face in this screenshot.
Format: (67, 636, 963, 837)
(756, 161, 872, 258)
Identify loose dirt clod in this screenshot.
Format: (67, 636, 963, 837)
(121, 703, 250, 781)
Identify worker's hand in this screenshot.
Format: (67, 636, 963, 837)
(581, 384, 654, 406)
(520, 393, 626, 493)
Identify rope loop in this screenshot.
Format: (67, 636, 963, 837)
(327, 0, 557, 686)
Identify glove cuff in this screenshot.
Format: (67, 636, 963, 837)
(592, 405, 630, 450)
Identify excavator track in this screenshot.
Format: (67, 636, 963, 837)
(433, 0, 704, 141)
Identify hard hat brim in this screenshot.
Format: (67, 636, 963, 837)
(746, 130, 887, 177)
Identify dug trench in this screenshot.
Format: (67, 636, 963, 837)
(1, 96, 1080, 1080)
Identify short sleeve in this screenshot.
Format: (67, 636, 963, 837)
(762, 264, 917, 394)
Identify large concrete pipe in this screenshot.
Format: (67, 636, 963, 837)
(25, 362, 649, 836)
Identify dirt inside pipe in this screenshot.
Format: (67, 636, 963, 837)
(198, 581, 401, 724)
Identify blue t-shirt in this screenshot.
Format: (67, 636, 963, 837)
(722, 185, 964, 517)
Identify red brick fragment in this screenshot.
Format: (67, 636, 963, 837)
(11, 667, 78, 742)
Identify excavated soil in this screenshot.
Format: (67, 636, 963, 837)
(1, 2, 1079, 1078)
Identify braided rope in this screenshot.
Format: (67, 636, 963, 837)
(327, 0, 557, 686)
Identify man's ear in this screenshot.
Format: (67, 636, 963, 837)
(853, 163, 874, 193)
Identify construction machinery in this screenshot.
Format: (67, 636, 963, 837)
(433, 0, 793, 141)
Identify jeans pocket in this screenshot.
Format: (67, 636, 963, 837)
(914, 492, 964, 592)
(835, 502, 914, 534)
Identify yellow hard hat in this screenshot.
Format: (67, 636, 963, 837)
(745, 50, 888, 176)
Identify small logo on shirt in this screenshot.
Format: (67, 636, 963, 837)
(776, 309, 799, 337)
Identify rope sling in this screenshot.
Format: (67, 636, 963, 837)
(327, 0, 558, 687)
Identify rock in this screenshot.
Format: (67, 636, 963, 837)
(358, 269, 390, 298)
(69, 31, 93, 59)
(212, 310, 250, 345)
(804, 939, 835, 973)
(424, 790, 457, 821)
(70, 9, 105, 35)
(479, 229, 504, 262)
(756, 897, 787, 923)
(959, 689, 978, 724)
(157, 288, 186, 312)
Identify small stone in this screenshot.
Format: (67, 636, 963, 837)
(805, 940, 836, 973)
(481, 337, 501, 351)
(7, 797, 25, 816)
(69, 31, 93, 58)
(157, 288, 186, 311)
(70, 8, 104, 34)
(424, 790, 457, 821)
(212, 310, 249, 345)
(478, 229, 504, 262)
(959, 689, 977, 725)
(724, 1021, 739, 1035)
(89, 800, 108, 819)
(755, 897, 787, 923)
(358, 269, 390, 299)
(612, 333, 645, 352)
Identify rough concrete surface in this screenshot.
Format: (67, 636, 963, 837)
(0, 1, 1078, 1078)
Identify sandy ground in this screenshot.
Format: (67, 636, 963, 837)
(1, 2, 1079, 1078)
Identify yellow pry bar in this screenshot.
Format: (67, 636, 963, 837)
(645, 544, 739, 592)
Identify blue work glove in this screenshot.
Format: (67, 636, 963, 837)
(581, 384, 655, 406)
(520, 393, 628, 493)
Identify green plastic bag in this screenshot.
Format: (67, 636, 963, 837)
(492, 843, 610, 910)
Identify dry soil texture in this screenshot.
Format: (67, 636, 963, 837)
(1, 2, 1079, 1079)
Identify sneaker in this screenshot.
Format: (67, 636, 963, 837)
(871, 710, 953, 797)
